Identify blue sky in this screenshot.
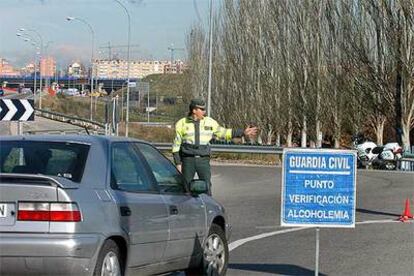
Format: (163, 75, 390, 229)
(0, 0, 213, 67)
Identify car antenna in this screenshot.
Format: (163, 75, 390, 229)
(84, 126, 90, 135)
(68, 119, 90, 135)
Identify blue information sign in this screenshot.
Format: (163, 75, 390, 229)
(281, 149, 357, 228)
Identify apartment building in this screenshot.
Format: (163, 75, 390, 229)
(40, 56, 56, 77)
(164, 60, 186, 74)
(68, 62, 86, 77)
(22, 63, 36, 75)
(0, 58, 20, 76)
(94, 59, 185, 79)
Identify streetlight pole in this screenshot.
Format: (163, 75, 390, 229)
(32, 48, 40, 99)
(113, 0, 131, 137)
(16, 33, 40, 107)
(207, 0, 214, 117)
(33, 52, 38, 96)
(66, 16, 95, 121)
(147, 87, 150, 123)
(19, 28, 44, 109)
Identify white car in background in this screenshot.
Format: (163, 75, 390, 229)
(61, 88, 80, 96)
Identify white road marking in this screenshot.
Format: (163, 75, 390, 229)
(229, 219, 405, 251)
(356, 219, 401, 225)
(229, 227, 312, 251)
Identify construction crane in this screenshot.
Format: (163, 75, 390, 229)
(99, 42, 140, 60)
(167, 44, 185, 64)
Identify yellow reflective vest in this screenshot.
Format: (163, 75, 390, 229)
(172, 116, 239, 164)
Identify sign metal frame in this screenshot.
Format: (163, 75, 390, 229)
(281, 148, 357, 228)
(0, 99, 35, 121)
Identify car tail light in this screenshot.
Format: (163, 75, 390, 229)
(18, 203, 50, 221)
(18, 202, 81, 222)
(50, 203, 81, 222)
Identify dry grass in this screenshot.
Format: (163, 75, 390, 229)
(118, 123, 175, 142)
(41, 95, 277, 164)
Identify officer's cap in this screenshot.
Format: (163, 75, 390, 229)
(189, 98, 206, 110)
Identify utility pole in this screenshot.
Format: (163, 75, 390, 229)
(113, 0, 132, 137)
(207, 0, 214, 117)
(33, 52, 38, 96)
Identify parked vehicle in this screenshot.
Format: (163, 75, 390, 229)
(371, 142, 403, 170)
(352, 134, 403, 170)
(0, 135, 230, 276)
(352, 134, 378, 168)
(19, 87, 32, 94)
(60, 88, 80, 96)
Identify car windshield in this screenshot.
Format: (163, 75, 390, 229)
(0, 141, 90, 182)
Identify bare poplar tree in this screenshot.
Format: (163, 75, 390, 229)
(184, 0, 413, 149)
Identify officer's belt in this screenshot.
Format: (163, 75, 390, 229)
(182, 143, 209, 150)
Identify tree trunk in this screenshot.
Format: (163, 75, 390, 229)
(301, 116, 307, 147)
(275, 132, 281, 147)
(266, 125, 274, 145)
(286, 120, 293, 147)
(401, 119, 411, 151)
(374, 117, 386, 146)
(316, 120, 322, 148)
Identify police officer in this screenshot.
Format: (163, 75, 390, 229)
(172, 98, 258, 193)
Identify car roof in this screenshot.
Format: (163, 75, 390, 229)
(0, 135, 152, 147)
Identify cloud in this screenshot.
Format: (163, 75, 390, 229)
(53, 44, 91, 65)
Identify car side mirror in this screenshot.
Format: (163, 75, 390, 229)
(189, 179, 209, 195)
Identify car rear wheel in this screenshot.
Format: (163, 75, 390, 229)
(187, 223, 228, 276)
(94, 239, 123, 276)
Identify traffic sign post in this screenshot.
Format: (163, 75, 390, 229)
(1, 99, 35, 136)
(0, 99, 35, 122)
(281, 148, 357, 275)
(128, 81, 136, 88)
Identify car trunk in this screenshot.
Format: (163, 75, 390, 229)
(0, 174, 78, 233)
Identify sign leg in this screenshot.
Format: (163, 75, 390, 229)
(17, 121, 23, 135)
(315, 227, 320, 276)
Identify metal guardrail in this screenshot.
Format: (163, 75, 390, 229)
(152, 142, 284, 154)
(398, 158, 414, 172)
(24, 128, 97, 135)
(35, 109, 105, 129)
(138, 122, 173, 128)
(153, 142, 414, 171)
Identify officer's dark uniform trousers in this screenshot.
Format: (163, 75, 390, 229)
(180, 119, 212, 194)
(182, 155, 211, 189)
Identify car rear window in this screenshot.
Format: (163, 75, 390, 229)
(0, 141, 90, 182)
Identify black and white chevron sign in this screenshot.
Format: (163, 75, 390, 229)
(0, 99, 35, 121)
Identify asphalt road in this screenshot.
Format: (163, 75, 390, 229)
(1, 106, 412, 275)
(210, 164, 414, 276)
(0, 116, 84, 135)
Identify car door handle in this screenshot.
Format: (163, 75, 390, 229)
(120, 206, 131, 216)
(169, 205, 178, 215)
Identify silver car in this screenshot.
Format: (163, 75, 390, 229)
(0, 135, 230, 275)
